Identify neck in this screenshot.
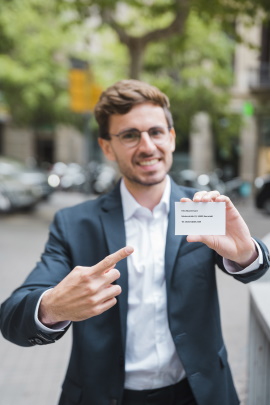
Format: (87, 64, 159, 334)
(123, 177, 167, 211)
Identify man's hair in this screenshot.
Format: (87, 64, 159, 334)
(94, 79, 174, 139)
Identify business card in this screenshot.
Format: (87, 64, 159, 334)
(175, 202, 226, 235)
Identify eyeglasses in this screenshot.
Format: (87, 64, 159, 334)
(109, 126, 172, 148)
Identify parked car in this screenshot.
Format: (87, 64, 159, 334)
(48, 162, 86, 192)
(170, 169, 226, 194)
(170, 168, 251, 202)
(84, 161, 118, 194)
(254, 175, 270, 214)
(48, 161, 119, 195)
(0, 174, 40, 213)
(0, 156, 53, 201)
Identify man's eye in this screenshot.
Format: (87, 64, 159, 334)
(149, 127, 164, 136)
(121, 132, 138, 140)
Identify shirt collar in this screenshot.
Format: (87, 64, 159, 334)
(120, 176, 171, 221)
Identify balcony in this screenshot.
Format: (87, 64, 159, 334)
(249, 63, 270, 93)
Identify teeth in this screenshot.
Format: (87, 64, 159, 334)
(139, 159, 159, 166)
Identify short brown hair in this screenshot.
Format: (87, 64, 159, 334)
(94, 79, 173, 139)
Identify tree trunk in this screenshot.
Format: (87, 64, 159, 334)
(128, 38, 145, 80)
(104, 0, 191, 80)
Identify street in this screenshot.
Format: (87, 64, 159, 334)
(0, 192, 270, 404)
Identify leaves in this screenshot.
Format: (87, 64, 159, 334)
(0, 0, 77, 125)
(0, 0, 269, 143)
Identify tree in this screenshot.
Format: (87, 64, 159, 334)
(0, 0, 79, 126)
(80, 9, 243, 172)
(142, 13, 241, 163)
(1, 0, 269, 163)
(56, 0, 270, 79)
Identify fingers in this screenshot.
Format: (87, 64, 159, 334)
(181, 191, 222, 203)
(85, 278, 123, 318)
(180, 197, 192, 202)
(92, 246, 134, 275)
(193, 190, 220, 202)
(215, 194, 233, 207)
(186, 235, 213, 244)
(181, 191, 230, 204)
(103, 267, 121, 285)
(44, 248, 134, 323)
(99, 283, 122, 302)
(97, 297, 118, 315)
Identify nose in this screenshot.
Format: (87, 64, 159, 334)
(137, 131, 156, 152)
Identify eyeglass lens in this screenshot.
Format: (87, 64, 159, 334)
(119, 126, 169, 146)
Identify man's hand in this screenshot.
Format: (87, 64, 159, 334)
(38, 246, 134, 325)
(180, 191, 257, 267)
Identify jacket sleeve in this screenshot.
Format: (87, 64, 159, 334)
(215, 237, 270, 284)
(0, 210, 72, 347)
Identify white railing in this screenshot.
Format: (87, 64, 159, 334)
(247, 241, 270, 405)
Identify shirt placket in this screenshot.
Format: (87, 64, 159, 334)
(149, 211, 168, 385)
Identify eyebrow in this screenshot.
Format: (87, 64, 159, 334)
(118, 127, 138, 134)
(118, 125, 164, 134)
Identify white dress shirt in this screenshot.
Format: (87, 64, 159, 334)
(35, 176, 263, 390)
(121, 177, 263, 389)
(121, 177, 185, 389)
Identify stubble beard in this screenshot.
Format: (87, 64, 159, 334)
(123, 162, 172, 188)
(117, 151, 173, 188)
(126, 175, 166, 187)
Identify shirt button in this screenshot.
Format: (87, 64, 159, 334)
(34, 338, 43, 345)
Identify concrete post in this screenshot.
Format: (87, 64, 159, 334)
(239, 116, 258, 182)
(190, 112, 214, 174)
(3, 126, 35, 162)
(55, 125, 85, 165)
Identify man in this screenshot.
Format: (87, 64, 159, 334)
(0, 79, 269, 405)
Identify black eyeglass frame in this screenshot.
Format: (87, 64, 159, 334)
(108, 126, 172, 148)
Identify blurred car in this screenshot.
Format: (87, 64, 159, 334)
(0, 174, 40, 213)
(170, 168, 251, 202)
(48, 162, 86, 191)
(84, 161, 118, 194)
(0, 156, 53, 201)
(48, 161, 119, 195)
(254, 175, 270, 214)
(170, 169, 226, 194)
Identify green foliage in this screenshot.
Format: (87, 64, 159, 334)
(0, 0, 78, 126)
(0, 0, 269, 159)
(70, 24, 130, 87)
(141, 13, 239, 159)
(54, 0, 270, 40)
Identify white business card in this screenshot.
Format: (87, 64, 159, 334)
(175, 202, 226, 235)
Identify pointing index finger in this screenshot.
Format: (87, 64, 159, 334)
(93, 246, 134, 274)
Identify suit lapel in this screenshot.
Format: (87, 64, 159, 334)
(165, 180, 186, 285)
(99, 182, 128, 349)
(99, 179, 189, 347)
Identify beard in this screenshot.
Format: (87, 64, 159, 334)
(119, 158, 173, 187)
(124, 171, 167, 187)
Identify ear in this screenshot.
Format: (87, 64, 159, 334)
(169, 128, 176, 152)
(98, 138, 116, 161)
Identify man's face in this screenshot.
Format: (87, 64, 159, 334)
(98, 102, 176, 189)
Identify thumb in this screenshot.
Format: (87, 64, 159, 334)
(186, 235, 204, 243)
(186, 235, 215, 248)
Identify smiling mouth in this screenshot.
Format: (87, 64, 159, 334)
(139, 159, 160, 166)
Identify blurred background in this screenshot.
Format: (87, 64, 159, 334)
(1, 0, 270, 404)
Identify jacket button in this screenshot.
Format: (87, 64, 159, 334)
(34, 338, 43, 345)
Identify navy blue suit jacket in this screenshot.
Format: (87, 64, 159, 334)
(1, 179, 269, 405)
